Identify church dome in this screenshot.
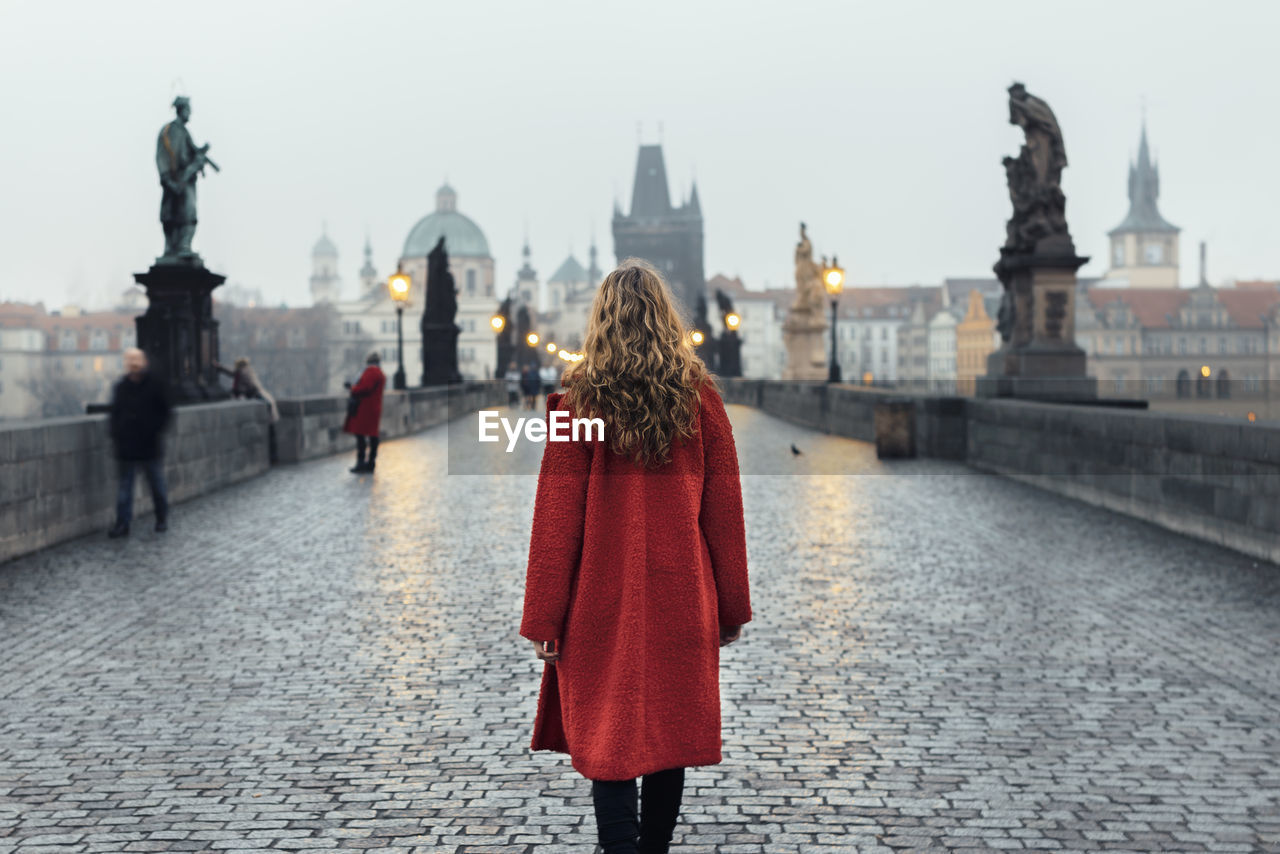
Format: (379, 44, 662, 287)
(401, 184, 491, 259)
(313, 230, 338, 257)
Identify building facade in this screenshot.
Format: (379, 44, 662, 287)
(955, 289, 1000, 396)
(0, 303, 138, 420)
(323, 184, 498, 386)
(1078, 279, 1278, 416)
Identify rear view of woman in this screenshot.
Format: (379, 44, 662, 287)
(519, 259, 753, 853)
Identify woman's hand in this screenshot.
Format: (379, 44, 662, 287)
(531, 639, 560, 664)
(719, 625, 742, 647)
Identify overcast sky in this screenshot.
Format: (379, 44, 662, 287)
(1, 0, 1277, 309)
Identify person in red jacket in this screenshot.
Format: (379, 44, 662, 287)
(343, 351, 385, 473)
(519, 259, 752, 854)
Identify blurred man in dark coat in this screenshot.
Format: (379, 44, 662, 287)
(107, 348, 172, 537)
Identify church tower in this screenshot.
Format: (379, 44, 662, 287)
(310, 225, 342, 304)
(515, 237, 538, 308)
(587, 234, 602, 285)
(1103, 122, 1180, 288)
(358, 233, 378, 296)
(611, 143, 705, 319)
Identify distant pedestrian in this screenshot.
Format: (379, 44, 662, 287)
(520, 259, 751, 853)
(520, 363, 541, 411)
(344, 351, 385, 474)
(504, 361, 521, 407)
(215, 356, 279, 423)
(539, 363, 557, 397)
(107, 347, 172, 538)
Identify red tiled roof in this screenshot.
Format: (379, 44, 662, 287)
(1086, 289, 1190, 328)
(0, 302, 47, 327)
(1086, 286, 1280, 329)
(1217, 289, 1278, 328)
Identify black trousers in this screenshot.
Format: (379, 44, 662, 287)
(355, 435, 380, 465)
(591, 766, 685, 854)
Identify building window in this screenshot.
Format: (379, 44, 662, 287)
(1113, 242, 1124, 267)
(1144, 243, 1164, 264)
(466, 269, 477, 296)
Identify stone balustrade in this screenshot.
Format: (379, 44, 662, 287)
(719, 378, 1280, 565)
(0, 381, 506, 564)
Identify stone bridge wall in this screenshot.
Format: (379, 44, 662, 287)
(273, 381, 506, 464)
(0, 381, 506, 564)
(720, 378, 1280, 565)
(0, 401, 272, 564)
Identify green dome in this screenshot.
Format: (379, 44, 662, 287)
(401, 210, 490, 258)
(401, 184, 490, 259)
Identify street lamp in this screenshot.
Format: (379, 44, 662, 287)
(725, 312, 741, 332)
(691, 330, 705, 346)
(489, 314, 505, 333)
(527, 332, 540, 347)
(388, 272, 411, 390)
(823, 256, 846, 383)
(546, 342, 557, 353)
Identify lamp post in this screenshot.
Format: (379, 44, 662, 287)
(720, 311, 742, 377)
(388, 272, 411, 390)
(823, 256, 846, 383)
(490, 310, 509, 379)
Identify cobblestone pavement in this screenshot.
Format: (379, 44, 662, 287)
(2, 405, 1279, 853)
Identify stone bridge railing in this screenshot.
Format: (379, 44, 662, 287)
(720, 379, 1280, 566)
(0, 381, 505, 564)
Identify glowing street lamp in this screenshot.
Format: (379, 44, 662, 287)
(691, 330, 705, 346)
(724, 312, 741, 331)
(489, 314, 505, 333)
(823, 255, 846, 383)
(546, 342, 557, 353)
(527, 332, 540, 347)
(387, 272, 412, 390)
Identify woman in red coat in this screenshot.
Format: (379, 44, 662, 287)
(343, 351, 385, 473)
(520, 259, 752, 854)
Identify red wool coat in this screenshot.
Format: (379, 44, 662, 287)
(343, 365, 385, 437)
(519, 383, 752, 781)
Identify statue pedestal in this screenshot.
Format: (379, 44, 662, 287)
(782, 309, 827, 381)
(421, 321, 462, 387)
(133, 259, 229, 404)
(977, 251, 1096, 402)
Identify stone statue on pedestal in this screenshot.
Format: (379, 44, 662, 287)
(155, 96, 219, 263)
(979, 82, 1096, 402)
(131, 95, 228, 405)
(420, 237, 462, 386)
(781, 222, 828, 381)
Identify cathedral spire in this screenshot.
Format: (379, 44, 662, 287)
(358, 229, 377, 294)
(587, 231, 601, 284)
(1109, 120, 1178, 236)
(687, 180, 701, 214)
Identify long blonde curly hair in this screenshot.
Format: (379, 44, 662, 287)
(562, 258, 714, 468)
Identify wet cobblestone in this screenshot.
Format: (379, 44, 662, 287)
(1, 405, 1278, 852)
